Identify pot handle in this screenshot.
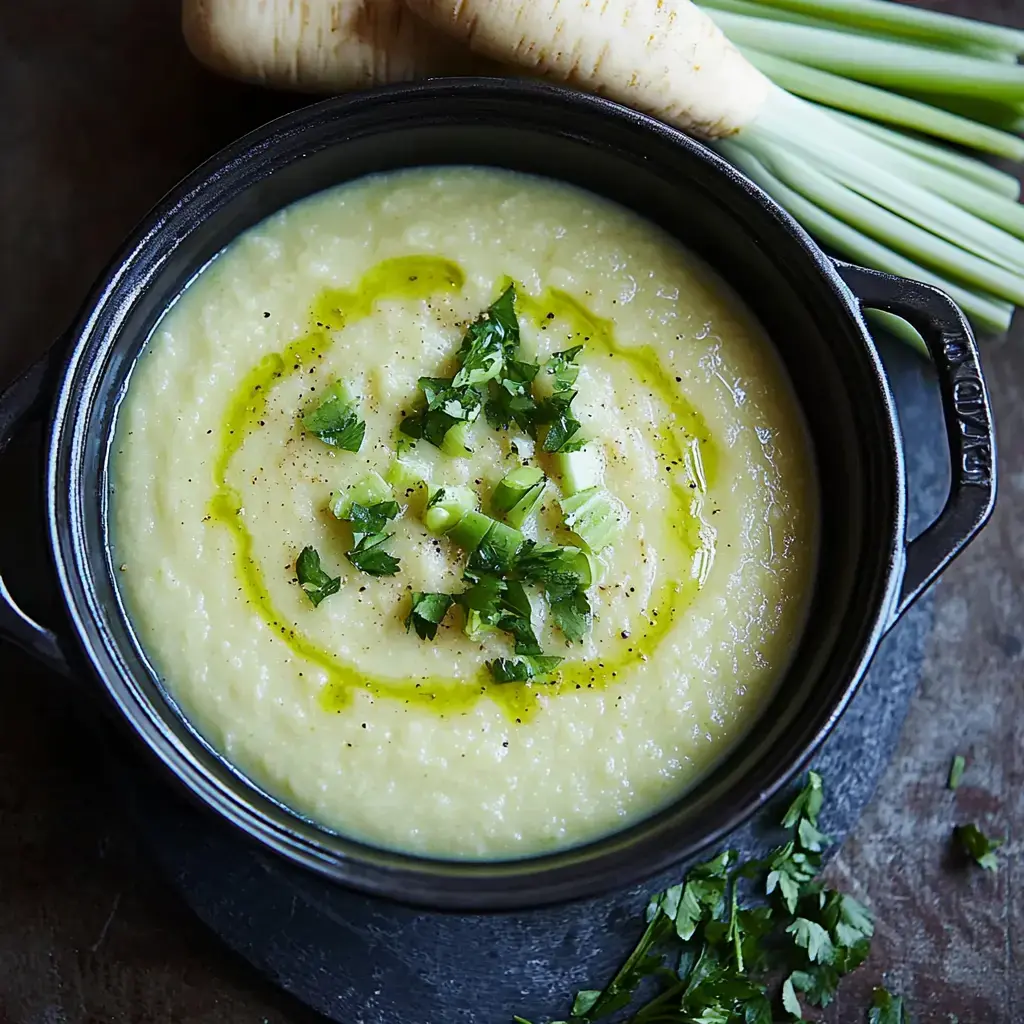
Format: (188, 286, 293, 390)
(0, 349, 73, 676)
(835, 263, 997, 628)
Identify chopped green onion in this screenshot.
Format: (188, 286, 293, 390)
(295, 546, 341, 607)
(506, 482, 547, 529)
(948, 754, 966, 791)
(330, 471, 392, 520)
(492, 465, 547, 527)
(556, 443, 606, 495)
(559, 487, 629, 552)
(447, 509, 497, 551)
(422, 485, 478, 535)
(386, 452, 434, 498)
(492, 466, 546, 514)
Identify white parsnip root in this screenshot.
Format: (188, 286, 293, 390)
(181, 0, 1024, 339)
(182, 0, 488, 91)
(405, 0, 771, 138)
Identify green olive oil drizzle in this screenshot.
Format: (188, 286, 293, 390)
(209, 257, 717, 717)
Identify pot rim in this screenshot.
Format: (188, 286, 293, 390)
(44, 77, 907, 910)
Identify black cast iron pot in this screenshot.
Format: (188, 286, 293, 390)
(0, 79, 997, 912)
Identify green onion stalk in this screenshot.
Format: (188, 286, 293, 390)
(696, 0, 1024, 340)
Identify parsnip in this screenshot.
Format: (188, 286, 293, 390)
(182, 0, 486, 91)
(180, 0, 1024, 338)
(403, 0, 771, 138)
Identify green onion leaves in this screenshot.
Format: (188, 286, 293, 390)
(301, 380, 365, 452)
(295, 546, 341, 607)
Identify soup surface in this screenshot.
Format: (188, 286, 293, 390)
(111, 167, 816, 858)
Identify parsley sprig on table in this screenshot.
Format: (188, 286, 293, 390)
(515, 772, 888, 1024)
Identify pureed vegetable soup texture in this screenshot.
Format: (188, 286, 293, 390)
(110, 167, 816, 858)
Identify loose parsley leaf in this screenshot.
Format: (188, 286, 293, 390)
(453, 285, 519, 387)
(868, 986, 909, 1024)
(539, 389, 585, 453)
(948, 753, 966, 790)
(485, 358, 541, 432)
(405, 592, 455, 640)
(516, 772, 893, 1024)
(789, 965, 840, 1009)
(821, 892, 874, 949)
(781, 975, 803, 1019)
(546, 584, 592, 644)
(401, 376, 482, 448)
(344, 500, 401, 539)
(498, 579, 543, 655)
(954, 822, 1003, 871)
(301, 380, 365, 452)
(346, 533, 401, 577)
(487, 655, 563, 683)
(546, 345, 584, 391)
(787, 918, 835, 965)
(782, 770, 824, 828)
(295, 546, 341, 607)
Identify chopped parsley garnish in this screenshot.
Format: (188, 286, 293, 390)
(539, 389, 586, 453)
(488, 655, 563, 683)
(954, 823, 1003, 871)
(546, 344, 584, 391)
(453, 283, 519, 386)
(405, 592, 456, 641)
(539, 346, 586, 452)
(400, 375, 482, 449)
(484, 357, 540, 432)
(345, 500, 400, 539)
(301, 380, 365, 452)
(514, 772, 892, 1024)
(336, 500, 401, 577)
(295, 546, 341, 607)
(401, 286, 519, 451)
(948, 753, 966, 790)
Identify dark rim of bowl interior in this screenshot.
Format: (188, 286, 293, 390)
(45, 78, 904, 910)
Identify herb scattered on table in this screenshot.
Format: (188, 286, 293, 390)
(295, 546, 341, 607)
(947, 753, 966, 791)
(954, 822, 1003, 872)
(514, 772, 885, 1024)
(868, 986, 909, 1024)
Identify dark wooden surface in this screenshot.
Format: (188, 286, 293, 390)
(0, 2, 1020, 1021)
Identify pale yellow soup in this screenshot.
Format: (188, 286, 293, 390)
(110, 167, 816, 859)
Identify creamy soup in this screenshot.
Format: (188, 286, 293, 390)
(110, 167, 816, 859)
